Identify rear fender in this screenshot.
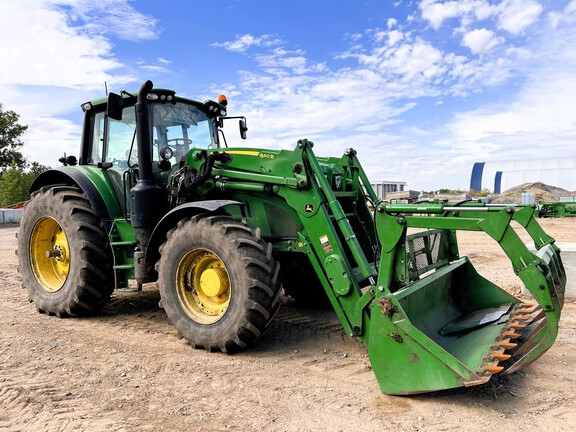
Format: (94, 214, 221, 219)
(29, 167, 122, 229)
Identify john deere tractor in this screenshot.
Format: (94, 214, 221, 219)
(18, 81, 566, 394)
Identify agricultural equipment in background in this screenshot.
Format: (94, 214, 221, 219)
(17, 81, 566, 394)
(536, 199, 576, 218)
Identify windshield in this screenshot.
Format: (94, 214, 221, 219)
(152, 101, 215, 164)
(85, 99, 217, 168)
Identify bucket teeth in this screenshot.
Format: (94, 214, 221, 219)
(498, 341, 517, 349)
(521, 302, 535, 308)
(485, 364, 504, 374)
(510, 323, 526, 330)
(517, 308, 532, 314)
(503, 331, 521, 339)
(492, 352, 512, 361)
(513, 315, 529, 321)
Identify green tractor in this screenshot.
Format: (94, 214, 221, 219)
(18, 81, 566, 394)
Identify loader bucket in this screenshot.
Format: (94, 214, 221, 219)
(367, 207, 566, 395)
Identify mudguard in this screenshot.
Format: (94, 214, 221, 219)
(146, 200, 244, 266)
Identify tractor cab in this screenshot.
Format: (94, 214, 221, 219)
(75, 86, 240, 218)
(80, 89, 223, 170)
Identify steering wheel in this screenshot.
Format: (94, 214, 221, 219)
(165, 138, 192, 148)
(163, 138, 192, 160)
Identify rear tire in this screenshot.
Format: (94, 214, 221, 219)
(156, 214, 281, 352)
(18, 186, 114, 317)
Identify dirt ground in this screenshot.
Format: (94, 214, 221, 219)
(1, 218, 575, 432)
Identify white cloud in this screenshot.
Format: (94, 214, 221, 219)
(462, 28, 503, 54)
(0, 0, 160, 89)
(0, 0, 160, 166)
(337, 29, 512, 97)
(20, 117, 82, 166)
(419, 0, 542, 35)
(496, 0, 542, 34)
(472, 1, 496, 21)
(56, 0, 159, 42)
(549, 0, 576, 28)
(212, 34, 283, 53)
(378, 40, 446, 81)
(216, 63, 416, 154)
(425, 27, 576, 189)
(387, 30, 404, 46)
(448, 75, 576, 151)
(213, 5, 575, 190)
(0, 1, 159, 89)
(139, 65, 169, 73)
(419, 0, 496, 30)
(420, 0, 462, 30)
(0, 2, 125, 89)
(254, 48, 312, 75)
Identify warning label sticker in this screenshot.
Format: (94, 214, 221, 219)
(319, 235, 332, 253)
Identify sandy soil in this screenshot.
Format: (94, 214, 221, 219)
(1, 218, 575, 432)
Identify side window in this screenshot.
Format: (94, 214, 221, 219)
(106, 107, 137, 167)
(87, 111, 105, 164)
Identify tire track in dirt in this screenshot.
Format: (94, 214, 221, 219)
(263, 303, 377, 386)
(0, 361, 129, 432)
(0, 260, 143, 431)
(271, 303, 346, 342)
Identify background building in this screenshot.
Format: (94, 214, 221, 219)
(370, 180, 406, 200)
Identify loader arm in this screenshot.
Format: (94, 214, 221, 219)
(269, 141, 565, 394)
(181, 139, 566, 395)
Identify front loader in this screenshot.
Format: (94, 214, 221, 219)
(18, 80, 566, 394)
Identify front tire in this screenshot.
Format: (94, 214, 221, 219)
(18, 186, 114, 316)
(156, 215, 281, 352)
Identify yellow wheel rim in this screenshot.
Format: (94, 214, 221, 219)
(29, 217, 70, 292)
(176, 249, 231, 324)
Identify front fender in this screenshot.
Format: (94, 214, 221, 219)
(146, 200, 244, 268)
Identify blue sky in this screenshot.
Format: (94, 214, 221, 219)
(1, 0, 575, 191)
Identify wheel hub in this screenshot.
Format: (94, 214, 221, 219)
(176, 249, 231, 324)
(46, 245, 65, 261)
(200, 267, 228, 297)
(30, 217, 70, 292)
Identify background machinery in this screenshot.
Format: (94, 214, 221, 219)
(18, 81, 566, 394)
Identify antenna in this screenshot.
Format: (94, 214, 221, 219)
(105, 81, 108, 96)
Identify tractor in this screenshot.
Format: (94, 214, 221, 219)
(17, 80, 566, 394)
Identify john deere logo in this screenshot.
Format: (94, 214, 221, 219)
(304, 204, 314, 213)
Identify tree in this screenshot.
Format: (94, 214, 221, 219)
(0, 164, 28, 207)
(0, 104, 47, 207)
(0, 162, 48, 207)
(0, 103, 28, 171)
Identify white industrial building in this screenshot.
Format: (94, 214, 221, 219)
(369, 180, 407, 200)
(471, 157, 576, 193)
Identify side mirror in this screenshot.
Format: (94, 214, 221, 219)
(107, 92, 124, 121)
(58, 154, 78, 166)
(239, 119, 248, 140)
